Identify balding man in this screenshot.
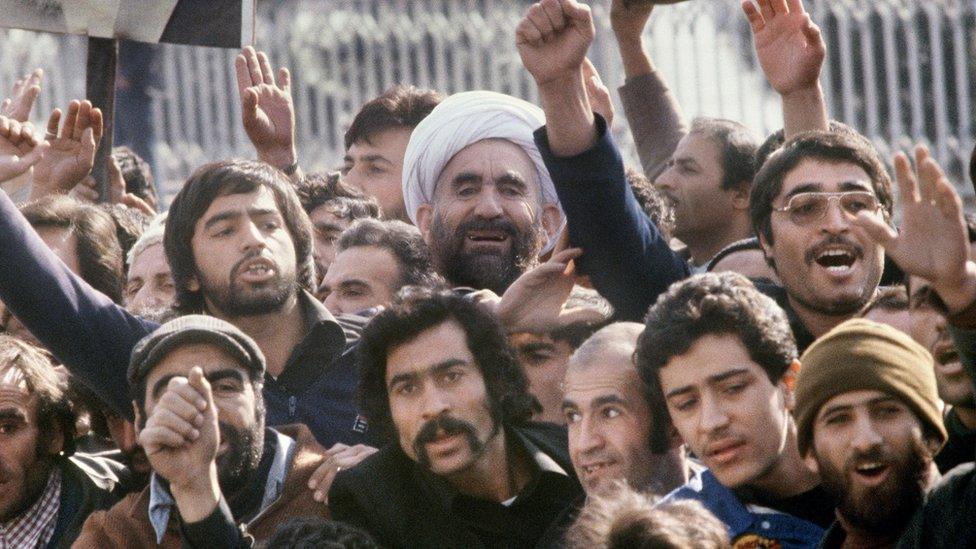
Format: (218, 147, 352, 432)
(402, 91, 564, 294)
(561, 322, 689, 496)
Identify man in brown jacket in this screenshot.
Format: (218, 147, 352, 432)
(75, 315, 330, 548)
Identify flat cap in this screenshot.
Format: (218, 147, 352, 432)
(128, 315, 266, 387)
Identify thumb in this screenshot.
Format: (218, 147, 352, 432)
(852, 210, 897, 248)
(188, 367, 216, 420)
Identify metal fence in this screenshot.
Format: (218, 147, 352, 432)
(1, 0, 974, 203)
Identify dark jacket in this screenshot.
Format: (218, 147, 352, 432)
(534, 119, 822, 352)
(0, 189, 370, 448)
(329, 422, 582, 549)
(49, 454, 125, 548)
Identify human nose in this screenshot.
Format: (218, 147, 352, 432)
(699, 394, 730, 434)
(472, 187, 504, 218)
(576, 415, 605, 453)
(654, 169, 675, 192)
(850, 413, 883, 452)
(240, 220, 268, 251)
(420, 385, 451, 420)
(820, 196, 852, 233)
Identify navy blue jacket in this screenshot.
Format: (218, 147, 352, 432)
(0, 189, 369, 448)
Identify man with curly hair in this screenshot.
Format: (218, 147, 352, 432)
(329, 289, 583, 547)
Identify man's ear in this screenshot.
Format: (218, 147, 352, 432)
(132, 401, 143, 437)
(780, 360, 800, 411)
(803, 449, 820, 475)
(186, 275, 200, 293)
(730, 185, 750, 211)
(416, 204, 434, 245)
(46, 421, 64, 456)
(541, 204, 562, 243)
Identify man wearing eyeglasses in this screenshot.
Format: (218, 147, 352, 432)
(749, 130, 894, 350)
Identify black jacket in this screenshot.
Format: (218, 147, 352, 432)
(329, 422, 582, 549)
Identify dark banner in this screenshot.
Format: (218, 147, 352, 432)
(0, 0, 254, 48)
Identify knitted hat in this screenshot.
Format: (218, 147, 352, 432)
(128, 315, 266, 387)
(794, 318, 946, 456)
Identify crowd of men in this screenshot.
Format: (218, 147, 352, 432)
(0, 0, 975, 547)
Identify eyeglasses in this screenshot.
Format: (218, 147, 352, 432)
(772, 191, 880, 225)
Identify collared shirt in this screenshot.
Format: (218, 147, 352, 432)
(262, 291, 373, 448)
(0, 468, 61, 549)
(148, 430, 295, 544)
(412, 429, 579, 548)
(663, 468, 826, 549)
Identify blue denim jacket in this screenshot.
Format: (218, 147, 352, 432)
(663, 468, 825, 549)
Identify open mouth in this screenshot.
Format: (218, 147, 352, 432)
(853, 461, 889, 483)
(815, 247, 857, 272)
(236, 257, 277, 280)
(581, 461, 614, 476)
(465, 230, 510, 244)
(934, 344, 960, 367)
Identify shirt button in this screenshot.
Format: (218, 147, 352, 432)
(761, 521, 771, 530)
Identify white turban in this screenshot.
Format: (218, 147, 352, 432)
(402, 90, 565, 253)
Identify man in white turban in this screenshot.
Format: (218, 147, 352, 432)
(402, 90, 564, 294)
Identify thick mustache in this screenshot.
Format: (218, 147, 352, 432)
(413, 415, 477, 449)
(456, 217, 518, 238)
(805, 235, 864, 264)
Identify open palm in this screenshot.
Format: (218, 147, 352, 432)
(745, 0, 825, 95)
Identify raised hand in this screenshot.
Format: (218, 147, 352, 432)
(743, 0, 824, 96)
(1, 69, 43, 123)
(0, 115, 47, 183)
(610, 0, 654, 46)
(31, 100, 101, 199)
(852, 145, 976, 313)
(307, 443, 379, 503)
(234, 46, 297, 171)
(496, 248, 607, 333)
(516, 0, 595, 87)
(582, 58, 614, 129)
(139, 367, 221, 521)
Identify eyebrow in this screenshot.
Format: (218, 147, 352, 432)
(674, 157, 702, 170)
(387, 359, 467, 390)
(314, 221, 344, 234)
(0, 408, 27, 422)
(819, 395, 900, 420)
(338, 280, 370, 292)
(151, 368, 247, 400)
(450, 172, 483, 189)
(517, 342, 556, 354)
(664, 368, 751, 400)
(496, 172, 529, 190)
(782, 180, 874, 202)
(203, 207, 279, 231)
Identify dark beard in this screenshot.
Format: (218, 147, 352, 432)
(200, 252, 296, 317)
(216, 421, 265, 494)
(429, 214, 542, 294)
(815, 438, 932, 533)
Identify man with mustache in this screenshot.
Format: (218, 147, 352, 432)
(76, 315, 330, 547)
(638, 272, 834, 547)
(402, 91, 564, 295)
(328, 289, 583, 547)
(794, 318, 945, 548)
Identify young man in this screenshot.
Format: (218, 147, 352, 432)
(794, 318, 945, 548)
(294, 171, 380, 282)
(76, 315, 329, 547)
(342, 86, 443, 221)
(0, 155, 369, 448)
(562, 322, 688, 496)
(637, 272, 834, 547)
(328, 289, 582, 547)
(0, 335, 123, 547)
(319, 218, 441, 315)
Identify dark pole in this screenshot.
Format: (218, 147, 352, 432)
(85, 37, 117, 202)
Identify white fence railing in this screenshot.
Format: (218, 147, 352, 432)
(1, 0, 974, 204)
